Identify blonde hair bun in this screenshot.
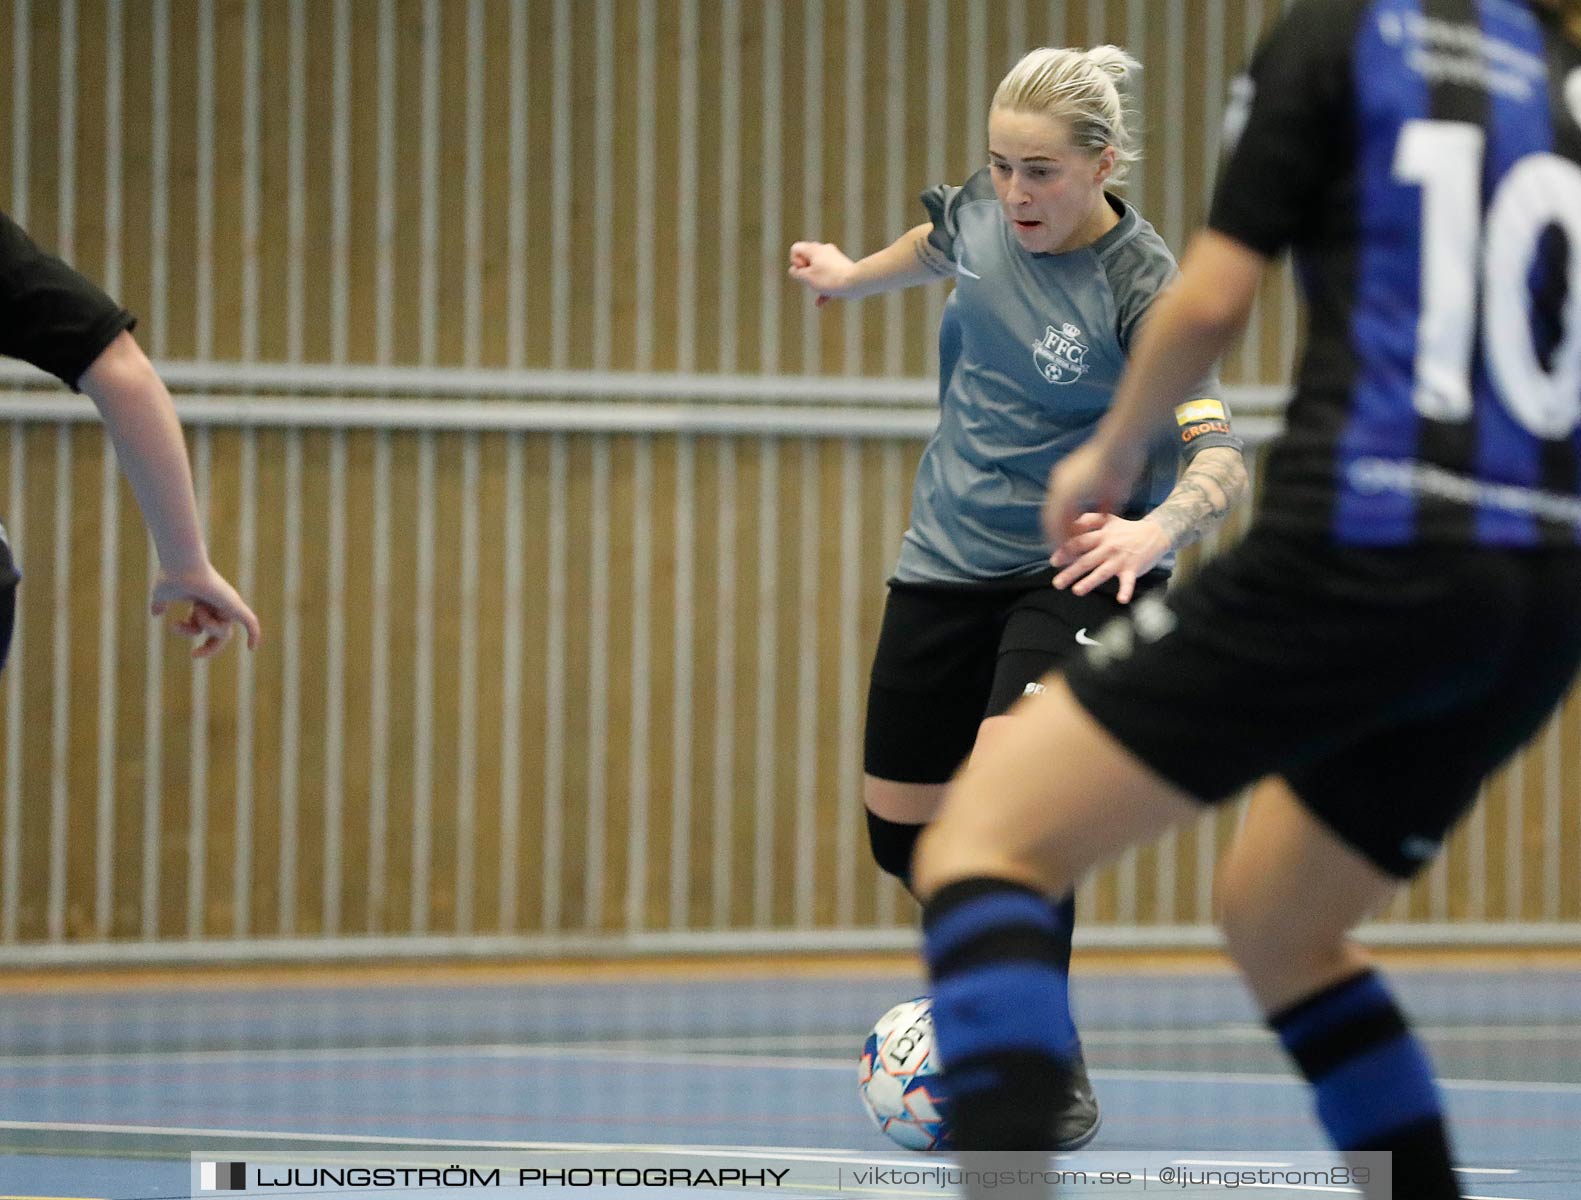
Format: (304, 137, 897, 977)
(992, 45, 1142, 185)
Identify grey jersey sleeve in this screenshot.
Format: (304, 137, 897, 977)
(1108, 228, 1242, 463)
(919, 168, 996, 265)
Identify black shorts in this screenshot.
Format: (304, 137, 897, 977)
(864, 568, 1169, 785)
(1064, 527, 1581, 878)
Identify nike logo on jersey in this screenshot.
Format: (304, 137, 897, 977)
(1074, 628, 1100, 646)
(956, 263, 982, 280)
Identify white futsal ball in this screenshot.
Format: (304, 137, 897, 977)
(857, 996, 952, 1150)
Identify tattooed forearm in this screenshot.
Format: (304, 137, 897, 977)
(912, 234, 955, 277)
(1147, 447, 1249, 550)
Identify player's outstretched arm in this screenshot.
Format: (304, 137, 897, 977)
(78, 331, 261, 658)
(788, 223, 952, 307)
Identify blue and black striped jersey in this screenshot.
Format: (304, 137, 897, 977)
(1210, 0, 1581, 547)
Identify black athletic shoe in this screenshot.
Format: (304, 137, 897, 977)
(1050, 1054, 1101, 1151)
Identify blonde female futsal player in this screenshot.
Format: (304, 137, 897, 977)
(789, 45, 1247, 1148)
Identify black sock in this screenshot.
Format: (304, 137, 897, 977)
(1270, 970, 1461, 1200)
(922, 877, 1076, 1150)
(1046, 891, 1080, 1053)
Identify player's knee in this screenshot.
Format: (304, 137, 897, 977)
(1218, 879, 1343, 981)
(865, 808, 924, 888)
(1217, 863, 1288, 966)
(1217, 883, 1277, 972)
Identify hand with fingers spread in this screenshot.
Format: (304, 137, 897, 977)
(1041, 434, 1149, 554)
(787, 241, 858, 308)
(151, 562, 262, 660)
(1050, 511, 1170, 603)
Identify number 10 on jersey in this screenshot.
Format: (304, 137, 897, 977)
(1394, 119, 1581, 439)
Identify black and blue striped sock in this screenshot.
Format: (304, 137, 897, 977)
(1048, 891, 1079, 1051)
(922, 877, 1075, 1150)
(1271, 970, 1461, 1199)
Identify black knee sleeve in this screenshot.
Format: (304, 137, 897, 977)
(0, 526, 15, 675)
(866, 810, 925, 888)
(0, 583, 14, 676)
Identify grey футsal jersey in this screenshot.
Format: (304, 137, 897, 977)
(894, 169, 1241, 584)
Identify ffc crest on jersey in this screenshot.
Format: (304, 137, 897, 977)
(1032, 322, 1091, 385)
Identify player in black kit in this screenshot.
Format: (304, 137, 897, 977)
(0, 209, 259, 672)
(912, 3, 1581, 1198)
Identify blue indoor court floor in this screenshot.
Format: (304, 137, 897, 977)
(0, 959, 1577, 1199)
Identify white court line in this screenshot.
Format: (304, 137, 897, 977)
(1081, 1023, 1581, 1046)
(0, 1120, 899, 1166)
(0, 1024, 1572, 1051)
(1175, 1188, 1355, 1197)
(1385, 1024, 1581, 1043)
(4, 1037, 1580, 1101)
(5, 1032, 848, 1069)
(0, 1042, 847, 1074)
(1092, 1066, 1581, 1096)
(1174, 1159, 1294, 1167)
(570, 1023, 1581, 1049)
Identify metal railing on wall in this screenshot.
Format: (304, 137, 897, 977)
(2, 0, 1303, 383)
(1, 381, 1578, 967)
(5, 0, 1565, 966)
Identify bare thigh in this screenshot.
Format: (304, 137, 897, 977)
(1217, 778, 1399, 1013)
(912, 677, 1201, 899)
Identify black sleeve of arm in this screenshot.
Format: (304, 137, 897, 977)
(0, 209, 137, 391)
(1207, 0, 1364, 257)
(1172, 390, 1244, 462)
